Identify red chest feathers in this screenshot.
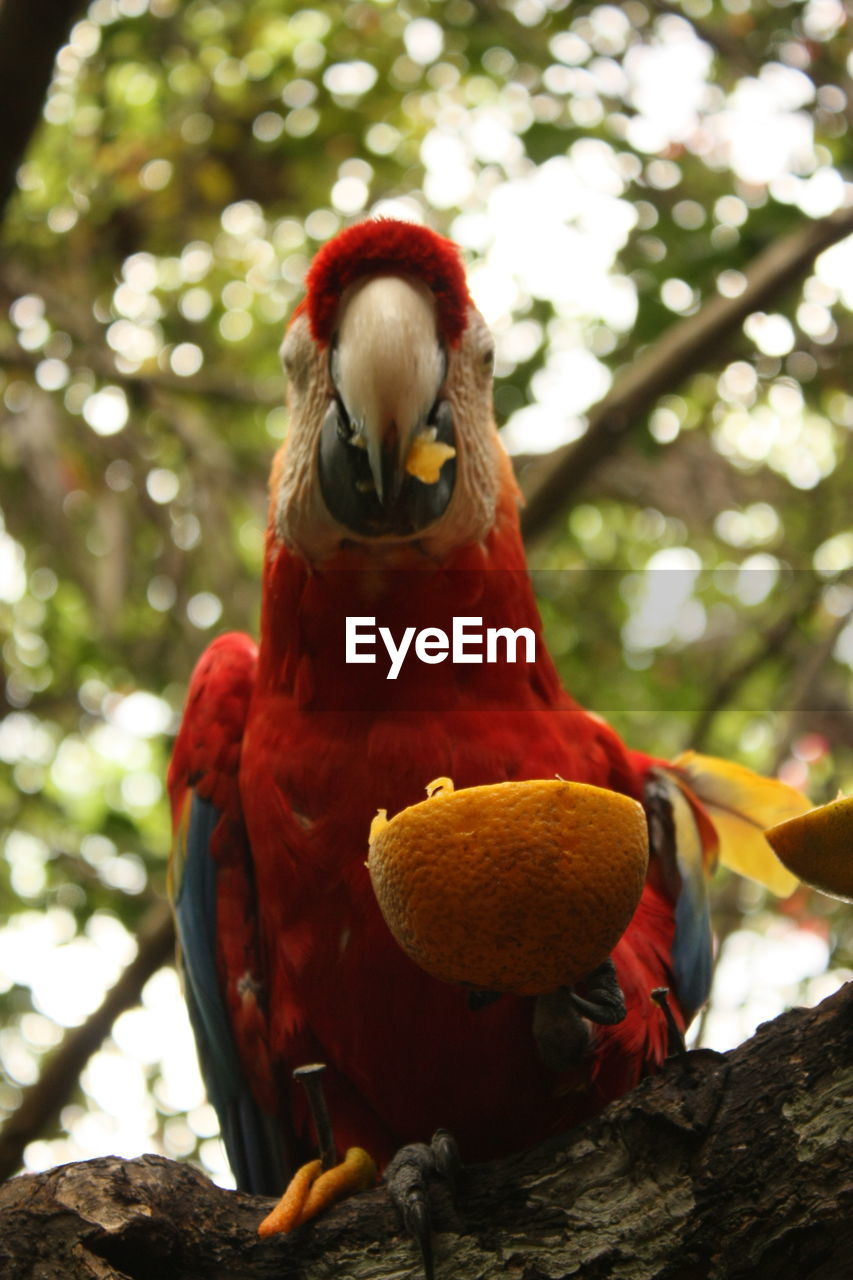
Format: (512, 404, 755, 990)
(237, 699, 660, 1164)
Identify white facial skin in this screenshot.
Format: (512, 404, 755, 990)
(274, 275, 502, 563)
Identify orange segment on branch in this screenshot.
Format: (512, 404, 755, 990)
(258, 1158, 322, 1237)
(258, 1148, 377, 1239)
(300, 1146, 377, 1221)
(367, 776, 649, 996)
(764, 795, 853, 903)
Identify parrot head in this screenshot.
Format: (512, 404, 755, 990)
(274, 219, 506, 561)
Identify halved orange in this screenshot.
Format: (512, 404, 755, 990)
(368, 777, 649, 996)
(765, 795, 853, 902)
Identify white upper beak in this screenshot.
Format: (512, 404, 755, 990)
(332, 275, 445, 504)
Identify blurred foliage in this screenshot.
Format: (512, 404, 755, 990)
(0, 0, 851, 1181)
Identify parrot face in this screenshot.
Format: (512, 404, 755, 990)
(273, 220, 502, 562)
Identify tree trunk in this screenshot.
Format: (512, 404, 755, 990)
(0, 0, 86, 220)
(2, 982, 851, 1280)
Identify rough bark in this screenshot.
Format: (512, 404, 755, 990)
(2, 982, 851, 1280)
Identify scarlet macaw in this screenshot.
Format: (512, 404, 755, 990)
(167, 219, 809, 1238)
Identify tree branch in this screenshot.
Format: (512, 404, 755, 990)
(0, 0, 85, 222)
(514, 430, 790, 528)
(0, 902, 175, 1183)
(686, 576, 832, 751)
(520, 205, 853, 542)
(769, 606, 853, 772)
(1, 982, 851, 1278)
(0, 339, 284, 408)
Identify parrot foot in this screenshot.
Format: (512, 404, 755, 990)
(257, 1145, 377, 1238)
(384, 1128, 461, 1280)
(568, 957, 627, 1025)
(534, 958, 626, 1072)
(533, 987, 591, 1071)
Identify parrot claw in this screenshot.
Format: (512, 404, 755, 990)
(567, 957, 627, 1026)
(384, 1128, 461, 1280)
(428, 1127, 460, 1193)
(533, 960, 627, 1071)
(533, 986, 591, 1071)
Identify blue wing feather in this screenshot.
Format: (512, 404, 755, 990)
(646, 770, 714, 1020)
(174, 790, 287, 1194)
(672, 867, 713, 1016)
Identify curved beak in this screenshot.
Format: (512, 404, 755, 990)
(318, 275, 456, 537)
(334, 275, 445, 504)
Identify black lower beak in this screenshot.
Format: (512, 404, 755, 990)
(318, 399, 456, 538)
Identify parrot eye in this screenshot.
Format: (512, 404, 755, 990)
(280, 325, 312, 389)
(482, 344, 495, 374)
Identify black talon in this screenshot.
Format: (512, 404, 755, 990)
(567, 957, 627, 1026)
(652, 986, 687, 1056)
(384, 1143, 436, 1280)
(384, 1131, 462, 1280)
(430, 1128, 461, 1193)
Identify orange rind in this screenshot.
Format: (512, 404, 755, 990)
(765, 795, 853, 902)
(258, 1147, 377, 1238)
(368, 776, 649, 996)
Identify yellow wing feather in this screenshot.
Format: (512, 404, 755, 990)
(669, 750, 812, 897)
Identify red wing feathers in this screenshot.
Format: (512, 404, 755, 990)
(168, 632, 291, 1193)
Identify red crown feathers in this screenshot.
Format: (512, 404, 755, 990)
(303, 218, 471, 348)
